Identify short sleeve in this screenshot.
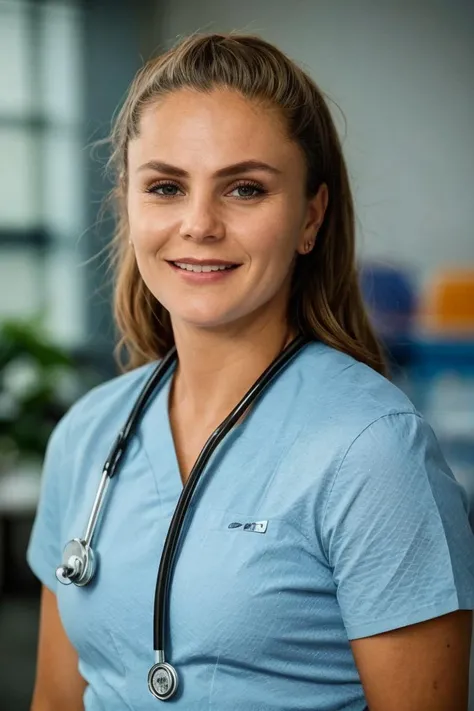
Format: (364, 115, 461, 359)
(321, 412, 474, 640)
(27, 413, 70, 592)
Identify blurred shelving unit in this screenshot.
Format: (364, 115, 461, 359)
(411, 269, 474, 527)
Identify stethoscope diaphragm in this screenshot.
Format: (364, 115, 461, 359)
(56, 538, 95, 587)
(148, 660, 179, 701)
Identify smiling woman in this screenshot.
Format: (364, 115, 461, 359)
(125, 88, 330, 341)
(109, 34, 385, 377)
(27, 32, 474, 711)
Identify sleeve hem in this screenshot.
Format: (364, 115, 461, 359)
(345, 596, 474, 640)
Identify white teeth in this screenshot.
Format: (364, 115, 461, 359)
(173, 262, 233, 273)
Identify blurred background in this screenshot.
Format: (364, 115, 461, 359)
(0, 0, 473, 708)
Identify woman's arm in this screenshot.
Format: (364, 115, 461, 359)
(31, 586, 87, 711)
(351, 609, 472, 711)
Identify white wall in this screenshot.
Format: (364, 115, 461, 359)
(155, 0, 474, 280)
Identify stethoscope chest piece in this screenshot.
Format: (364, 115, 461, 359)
(148, 661, 179, 701)
(55, 538, 96, 587)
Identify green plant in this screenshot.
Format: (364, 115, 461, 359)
(0, 318, 81, 463)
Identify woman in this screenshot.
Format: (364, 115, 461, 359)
(28, 33, 474, 711)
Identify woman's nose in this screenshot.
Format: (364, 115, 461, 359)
(178, 195, 225, 243)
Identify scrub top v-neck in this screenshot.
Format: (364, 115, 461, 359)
(27, 342, 474, 710)
(140, 363, 184, 512)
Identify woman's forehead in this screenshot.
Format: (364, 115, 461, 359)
(128, 88, 302, 176)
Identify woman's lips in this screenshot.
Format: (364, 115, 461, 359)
(167, 260, 241, 282)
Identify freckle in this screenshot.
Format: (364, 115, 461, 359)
(447, 643, 451, 648)
(433, 681, 438, 690)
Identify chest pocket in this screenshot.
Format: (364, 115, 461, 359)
(184, 505, 289, 562)
(169, 506, 318, 686)
(171, 506, 299, 639)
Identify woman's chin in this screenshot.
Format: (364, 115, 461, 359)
(171, 309, 241, 333)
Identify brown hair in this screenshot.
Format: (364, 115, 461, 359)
(107, 32, 388, 376)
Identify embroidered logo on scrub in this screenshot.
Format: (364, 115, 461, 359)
(227, 520, 268, 533)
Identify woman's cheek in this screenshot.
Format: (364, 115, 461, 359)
(133, 213, 171, 252)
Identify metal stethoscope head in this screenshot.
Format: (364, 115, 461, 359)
(56, 538, 96, 586)
(55, 336, 310, 701)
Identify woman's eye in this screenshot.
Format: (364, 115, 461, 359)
(145, 181, 265, 199)
(229, 183, 265, 199)
(147, 182, 182, 197)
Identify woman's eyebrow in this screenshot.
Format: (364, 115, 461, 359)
(137, 159, 282, 178)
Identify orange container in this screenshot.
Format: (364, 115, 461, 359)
(418, 269, 474, 336)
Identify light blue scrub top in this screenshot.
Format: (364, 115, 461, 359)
(27, 341, 474, 711)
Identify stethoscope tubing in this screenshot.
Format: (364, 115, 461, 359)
(79, 347, 179, 552)
(105, 346, 178, 480)
(153, 334, 310, 651)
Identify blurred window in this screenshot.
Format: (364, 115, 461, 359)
(0, 0, 85, 345)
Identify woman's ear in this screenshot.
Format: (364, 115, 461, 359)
(297, 183, 328, 255)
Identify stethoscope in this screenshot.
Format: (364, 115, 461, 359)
(55, 334, 310, 701)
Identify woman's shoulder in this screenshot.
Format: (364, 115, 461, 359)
(295, 341, 418, 435)
(57, 360, 158, 446)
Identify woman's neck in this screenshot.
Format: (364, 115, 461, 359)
(169, 317, 295, 427)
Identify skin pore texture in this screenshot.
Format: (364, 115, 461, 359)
(127, 87, 327, 481)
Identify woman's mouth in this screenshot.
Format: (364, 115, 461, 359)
(167, 260, 241, 282)
(173, 261, 237, 273)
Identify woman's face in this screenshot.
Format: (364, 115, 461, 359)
(127, 88, 326, 335)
